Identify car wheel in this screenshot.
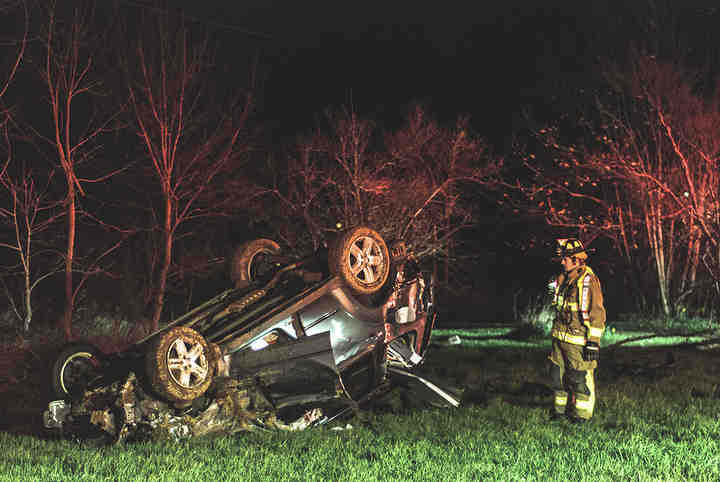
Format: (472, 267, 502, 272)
(145, 326, 215, 405)
(230, 238, 282, 289)
(51, 342, 104, 399)
(328, 226, 390, 295)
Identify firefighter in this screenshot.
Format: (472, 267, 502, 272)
(548, 238, 606, 422)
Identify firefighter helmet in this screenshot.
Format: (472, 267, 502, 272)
(556, 238, 588, 260)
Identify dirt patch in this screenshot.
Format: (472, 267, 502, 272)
(0, 341, 58, 436)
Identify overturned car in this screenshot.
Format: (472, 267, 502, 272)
(44, 226, 459, 442)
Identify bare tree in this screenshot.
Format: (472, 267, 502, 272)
(248, 103, 502, 292)
(37, 0, 120, 339)
(126, 10, 255, 330)
(0, 155, 63, 332)
(245, 136, 335, 252)
(0, 1, 57, 333)
(0, 0, 26, 105)
(519, 44, 720, 316)
(324, 108, 378, 228)
(385, 105, 502, 257)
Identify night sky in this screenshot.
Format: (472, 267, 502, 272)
(172, 1, 615, 144)
(164, 1, 716, 153)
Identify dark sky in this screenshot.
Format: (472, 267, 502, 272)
(166, 2, 578, 137)
(173, 1, 718, 144)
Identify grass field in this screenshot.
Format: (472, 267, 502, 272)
(2, 325, 720, 481)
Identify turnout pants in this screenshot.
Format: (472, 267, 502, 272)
(549, 338, 597, 420)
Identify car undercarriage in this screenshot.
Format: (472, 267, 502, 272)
(44, 226, 460, 442)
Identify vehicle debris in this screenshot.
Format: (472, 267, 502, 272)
(44, 371, 326, 443)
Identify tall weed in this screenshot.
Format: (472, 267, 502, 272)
(517, 293, 554, 338)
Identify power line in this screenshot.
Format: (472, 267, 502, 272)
(118, 0, 273, 40)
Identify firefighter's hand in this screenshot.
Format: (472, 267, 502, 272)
(583, 341, 600, 361)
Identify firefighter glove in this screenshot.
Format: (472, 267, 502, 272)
(583, 341, 600, 361)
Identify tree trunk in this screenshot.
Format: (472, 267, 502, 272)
(151, 194, 173, 331)
(23, 261, 31, 332)
(646, 202, 671, 316)
(62, 184, 75, 340)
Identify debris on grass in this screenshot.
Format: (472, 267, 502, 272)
(44, 372, 325, 444)
(330, 424, 353, 431)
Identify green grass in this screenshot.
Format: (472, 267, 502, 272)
(3, 326, 720, 481)
(3, 396, 720, 481)
(432, 325, 714, 348)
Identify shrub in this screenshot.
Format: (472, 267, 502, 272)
(516, 293, 554, 338)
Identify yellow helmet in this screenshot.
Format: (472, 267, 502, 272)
(556, 238, 588, 260)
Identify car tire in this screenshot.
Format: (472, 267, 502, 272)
(145, 326, 215, 405)
(230, 238, 282, 289)
(328, 226, 390, 295)
(51, 342, 104, 399)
